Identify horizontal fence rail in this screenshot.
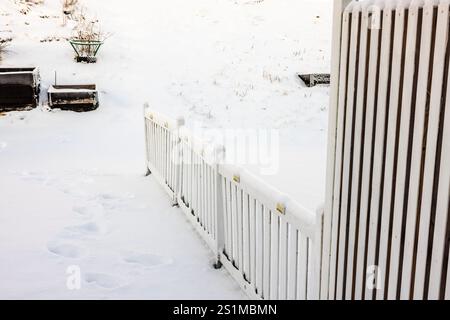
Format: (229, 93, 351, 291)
(144, 107, 322, 300)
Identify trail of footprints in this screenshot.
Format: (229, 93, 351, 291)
(19, 171, 173, 290)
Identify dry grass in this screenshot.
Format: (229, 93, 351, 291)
(62, 0, 78, 14)
(262, 70, 282, 83)
(70, 8, 111, 58)
(16, 0, 44, 15)
(73, 9, 102, 42)
(0, 38, 12, 61)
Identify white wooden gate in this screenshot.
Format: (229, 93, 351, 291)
(322, 0, 450, 300)
(144, 108, 321, 300)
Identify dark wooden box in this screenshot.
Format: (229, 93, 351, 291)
(298, 73, 330, 87)
(0, 67, 40, 111)
(48, 84, 99, 112)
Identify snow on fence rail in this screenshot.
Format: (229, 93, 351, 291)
(144, 108, 322, 300)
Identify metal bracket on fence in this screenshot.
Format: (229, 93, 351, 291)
(233, 175, 240, 183)
(276, 203, 286, 215)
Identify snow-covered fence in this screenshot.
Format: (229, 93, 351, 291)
(322, 0, 450, 300)
(176, 129, 223, 254)
(217, 165, 321, 300)
(144, 108, 322, 300)
(144, 109, 184, 203)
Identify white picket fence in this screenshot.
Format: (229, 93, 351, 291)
(144, 108, 322, 300)
(144, 0, 450, 300)
(321, 0, 450, 300)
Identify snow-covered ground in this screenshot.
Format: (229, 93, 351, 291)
(0, 0, 332, 298)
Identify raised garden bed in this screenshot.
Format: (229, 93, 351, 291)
(48, 84, 99, 112)
(0, 67, 40, 111)
(298, 73, 330, 87)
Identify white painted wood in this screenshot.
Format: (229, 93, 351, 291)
(145, 108, 321, 300)
(329, 8, 352, 300)
(336, 4, 361, 300)
(225, 180, 232, 257)
(279, 218, 288, 300)
(256, 201, 264, 295)
(249, 196, 256, 285)
(287, 225, 298, 300)
(307, 238, 314, 300)
(263, 207, 271, 299)
(376, 4, 406, 300)
(243, 192, 250, 281)
(400, 1, 434, 300)
(354, 3, 382, 299)
(270, 212, 280, 299)
(231, 184, 238, 264)
(237, 188, 244, 270)
(215, 166, 225, 261)
(297, 233, 308, 299)
(387, 2, 421, 299)
(322, 0, 352, 300)
(345, 3, 370, 300)
(428, 32, 450, 298)
(414, 1, 449, 299)
(446, 240, 450, 299)
(365, 5, 394, 300)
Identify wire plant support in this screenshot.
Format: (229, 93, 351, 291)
(69, 39, 103, 63)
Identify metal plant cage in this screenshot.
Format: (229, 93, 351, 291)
(69, 39, 103, 63)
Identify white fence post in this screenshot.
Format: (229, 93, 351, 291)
(143, 103, 151, 176)
(213, 146, 226, 268)
(321, 0, 352, 300)
(313, 207, 325, 299)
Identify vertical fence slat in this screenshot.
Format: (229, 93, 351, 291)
(307, 238, 314, 299)
(336, 6, 361, 300)
(237, 188, 244, 270)
(322, 0, 352, 300)
(243, 192, 250, 281)
(231, 184, 238, 265)
(354, 6, 382, 300)
(249, 196, 256, 286)
(297, 232, 308, 299)
(227, 181, 233, 259)
(414, 3, 448, 299)
(428, 42, 450, 298)
(329, 9, 352, 300)
(287, 225, 298, 299)
(279, 218, 288, 300)
(270, 213, 280, 299)
(256, 201, 264, 295)
(365, 6, 394, 300)
(263, 207, 271, 299)
(446, 238, 450, 300)
(376, 5, 407, 300)
(387, 3, 421, 300)
(346, 5, 369, 300)
(400, 2, 434, 300)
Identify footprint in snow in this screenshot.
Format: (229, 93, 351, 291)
(72, 205, 95, 219)
(84, 273, 127, 289)
(47, 241, 87, 259)
(20, 171, 54, 185)
(64, 221, 106, 236)
(123, 252, 173, 268)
